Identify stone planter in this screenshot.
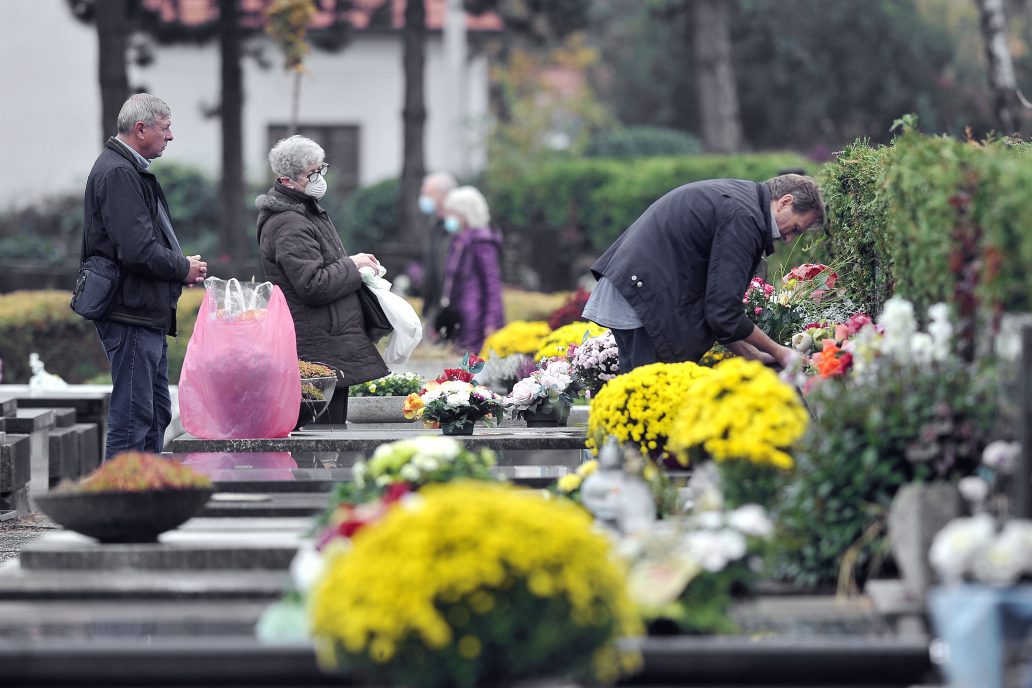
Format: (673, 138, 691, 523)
(441, 419, 475, 436)
(521, 401, 571, 428)
(887, 481, 962, 599)
(347, 395, 414, 424)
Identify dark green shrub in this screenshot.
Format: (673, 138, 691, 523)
(0, 288, 203, 385)
(485, 153, 811, 254)
(584, 126, 702, 158)
(149, 162, 222, 257)
(339, 177, 400, 247)
(0, 193, 81, 263)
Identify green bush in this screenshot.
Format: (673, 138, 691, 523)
(583, 126, 703, 158)
(817, 122, 1032, 324)
(486, 153, 812, 253)
(0, 289, 204, 385)
(339, 177, 400, 247)
(150, 162, 222, 257)
(0, 194, 81, 263)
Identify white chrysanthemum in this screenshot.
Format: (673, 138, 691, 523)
(957, 476, 989, 506)
(929, 514, 995, 582)
(909, 332, 935, 365)
(880, 296, 917, 362)
(289, 541, 327, 593)
(399, 463, 421, 482)
(982, 440, 1021, 474)
(927, 302, 953, 362)
(728, 504, 774, 538)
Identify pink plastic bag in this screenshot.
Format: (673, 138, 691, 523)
(179, 281, 301, 439)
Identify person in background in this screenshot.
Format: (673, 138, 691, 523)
(439, 186, 505, 354)
(81, 93, 207, 458)
(583, 174, 825, 372)
(255, 135, 388, 424)
(418, 171, 458, 329)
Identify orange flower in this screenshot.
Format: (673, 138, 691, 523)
(814, 340, 852, 378)
(402, 393, 425, 419)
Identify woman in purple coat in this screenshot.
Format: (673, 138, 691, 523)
(438, 186, 505, 353)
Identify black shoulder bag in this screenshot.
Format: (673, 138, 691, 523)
(358, 284, 393, 343)
(69, 229, 122, 321)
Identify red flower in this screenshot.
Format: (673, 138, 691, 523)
(814, 339, 853, 378)
(437, 368, 474, 384)
(465, 353, 485, 369)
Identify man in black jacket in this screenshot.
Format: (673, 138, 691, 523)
(81, 93, 207, 458)
(583, 174, 824, 372)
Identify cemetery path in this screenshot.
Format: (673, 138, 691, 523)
(0, 512, 57, 565)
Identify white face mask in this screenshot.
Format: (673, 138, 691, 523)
(304, 174, 327, 199)
(418, 194, 436, 215)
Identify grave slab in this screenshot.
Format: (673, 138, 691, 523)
(48, 426, 82, 486)
(8, 408, 55, 503)
(72, 423, 100, 474)
(0, 385, 111, 461)
(0, 434, 32, 515)
(47, 407, 78, 429)
(0, 393, 16, 418)
(19, 523, 305, 571)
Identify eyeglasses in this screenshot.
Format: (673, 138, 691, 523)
(305, 163, 329, 182)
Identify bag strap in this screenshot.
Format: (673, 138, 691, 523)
(224, 278, 246, 314)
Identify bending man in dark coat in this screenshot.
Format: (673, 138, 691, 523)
(583, 174, 824, 372)
(81, 93, 207, 458)
(256, 135, 388, 424)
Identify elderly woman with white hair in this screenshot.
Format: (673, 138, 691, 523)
(255, 135, 388, 424)
(437, 185, 505, 353)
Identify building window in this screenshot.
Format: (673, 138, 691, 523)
(266, 124, 360, 196)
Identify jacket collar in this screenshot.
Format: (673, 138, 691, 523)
(273, 181, 325, 214)
(756, 182, 775, 256)
(105, 137, 152, 176)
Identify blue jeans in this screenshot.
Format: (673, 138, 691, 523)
(95, 321, 171, 459)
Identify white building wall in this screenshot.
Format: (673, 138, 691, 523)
(0, 1, 489, 210)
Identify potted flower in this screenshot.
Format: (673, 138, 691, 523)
(307, 482, 643, 687)
(296, 360, 337, 430)
(402, 353, 504, 435)
(478, 320, 552, 394)
(502, 358, 577, 427)
(35, 452, 213, 543)
(346, 372, 425, 424)
(586, 361, 712, 464)
(570, 329, 620, 398)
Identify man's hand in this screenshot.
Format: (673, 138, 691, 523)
(185, 255, 207, 286)
(350, 253, 380, 271)
(773, 345, 801, 371)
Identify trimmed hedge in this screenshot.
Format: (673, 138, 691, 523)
(0, 289, 205, 385)
(486, 153, 813, 252)
(818, 126, 1032, 324)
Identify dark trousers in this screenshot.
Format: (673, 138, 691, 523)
(611, 327, 660, 374)
(95, 321, 171, 459)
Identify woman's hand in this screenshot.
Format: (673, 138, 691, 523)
(350, 253, 380, 270)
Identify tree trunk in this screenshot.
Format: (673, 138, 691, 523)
(95, 0, 130, 145)
(691, 0, 743, 153)
(399, 0, 428, 247)
(218, 0, 248, 278)
(976, 0, 1024, 134)
(289, 71, 302, 136)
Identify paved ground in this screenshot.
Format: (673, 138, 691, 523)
(0, 512, 57, 565)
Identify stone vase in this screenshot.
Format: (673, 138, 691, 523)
(441, 419, 475, 436)
(346, 395, 414, 424)
(522, 401, 571, 428)
(887, 481, 962, 599)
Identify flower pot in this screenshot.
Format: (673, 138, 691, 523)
(441, 419, 475, 436)
(296, 372, 337, 431)
(34, 487, 213, 543)
(523, 401, 571, 428)
(346, 395, 415, 424)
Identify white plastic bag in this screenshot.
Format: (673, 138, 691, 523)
(359, 265, 422, 364)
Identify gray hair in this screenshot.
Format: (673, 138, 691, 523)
(443, 186, 491, 228)
(422, 171, 457, 195)
(116, 93, 171, 134)
(268, 135, 325, 180)
(765, 174, 825, 229)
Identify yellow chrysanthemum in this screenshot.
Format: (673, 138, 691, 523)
(666, 357, 808, 469)
(586, 362, 712, 462)
(479, 321, 552, 360)
(534, 321, 608, 361)
(309, 481, 641, 687)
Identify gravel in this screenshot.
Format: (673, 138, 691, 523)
(0, 512, 59, 565)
